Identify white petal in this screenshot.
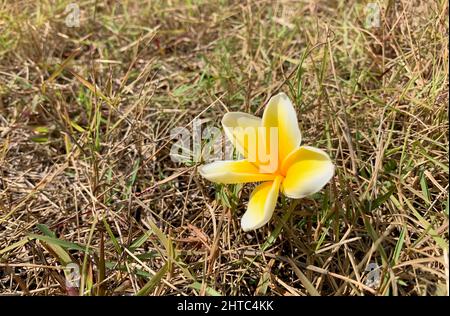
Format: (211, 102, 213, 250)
(281, 146, 334, 199)
(262, 92, 302, 162)
(199, 160, 276, 184)
(241, 176, 282, 231)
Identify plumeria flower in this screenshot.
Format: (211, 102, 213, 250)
(199, 92, 334, 231)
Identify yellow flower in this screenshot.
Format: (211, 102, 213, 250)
(199, 92, 334, 231)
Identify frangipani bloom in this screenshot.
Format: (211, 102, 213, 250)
(199, 93, 334, 231)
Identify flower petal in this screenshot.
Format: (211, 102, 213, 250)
(241, 176, 282, 231)
(262, 92, 301, 163)
(221, 112, 261, 158)
(199, 160, 276, 184)
(281, 146, 334, 199)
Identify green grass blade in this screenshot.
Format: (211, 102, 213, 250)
(135, 262, 168, 296)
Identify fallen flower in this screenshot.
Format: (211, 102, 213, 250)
(199, 92, 334, 231)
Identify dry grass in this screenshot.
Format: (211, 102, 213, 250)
(0, 0, 448, 296)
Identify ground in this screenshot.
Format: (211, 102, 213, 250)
(0, 0, 448, 296)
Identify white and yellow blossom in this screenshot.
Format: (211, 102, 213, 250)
(199, 93, 334, 231)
